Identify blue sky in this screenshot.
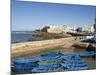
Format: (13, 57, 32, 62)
(12, 0, 96, 31)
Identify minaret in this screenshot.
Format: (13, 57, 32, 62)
(94, 18, 96, 32)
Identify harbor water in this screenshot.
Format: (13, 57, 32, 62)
(11, 32, 96, 74)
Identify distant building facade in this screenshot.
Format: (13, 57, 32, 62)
(82, 25, 94, 32)
(47, 25, 64, 34)
(41, 24, 94, 34)
(47, 25, 77, 34)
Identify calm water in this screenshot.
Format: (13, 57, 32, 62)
(11, 33, 32, 43)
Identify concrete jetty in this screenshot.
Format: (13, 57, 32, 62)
(11, 37, 76, 58)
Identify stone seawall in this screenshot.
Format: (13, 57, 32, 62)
(11, 37, 75, 58)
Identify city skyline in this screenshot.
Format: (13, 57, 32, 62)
(12, 0, 96, 31)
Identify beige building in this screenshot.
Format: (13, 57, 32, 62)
(47, 25, 77, 34)
(47, 25, 64, 34)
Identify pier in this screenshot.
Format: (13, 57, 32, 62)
(11, 37, 78, 58)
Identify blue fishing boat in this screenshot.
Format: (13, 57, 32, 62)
(78, 51, 95, 57)
(60, 54, 88, 70)
(81, 37, 96, 43)
(31, 66, 49, 73)
(12, 52, 88, 73)
(12, 57, 39, 73)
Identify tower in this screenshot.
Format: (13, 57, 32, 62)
(94, 18, 96, 32)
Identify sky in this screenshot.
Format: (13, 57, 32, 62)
(11, 0, 96, 31)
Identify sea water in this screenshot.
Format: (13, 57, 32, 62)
(11, 32, 32, 43)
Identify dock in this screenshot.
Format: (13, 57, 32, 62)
(11, 37, 77, 58)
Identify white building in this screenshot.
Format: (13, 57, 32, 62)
(82, 25, 94, 32)
(47, 25, 64, 34)
(63, 25, 77, 33)
(47, 25, 77, 34)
